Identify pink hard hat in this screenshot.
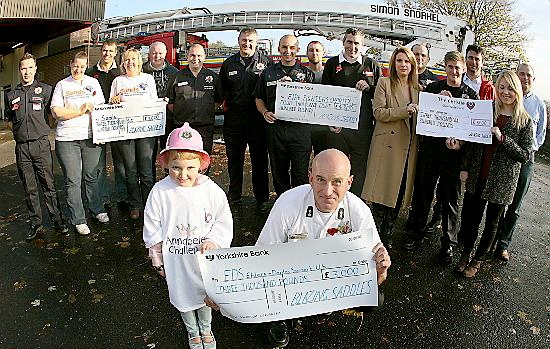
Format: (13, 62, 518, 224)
(158, 123, 211, 170)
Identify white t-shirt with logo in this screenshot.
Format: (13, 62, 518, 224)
(143, 176, 233, 312)
(110, 73, 158, 102)
(51, 75, 105, 141)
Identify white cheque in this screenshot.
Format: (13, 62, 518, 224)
(197, 231, 378, 323)
(274, 81, 361, 130)
(91, 99, 166, 143)
(417, 92, 493, 144)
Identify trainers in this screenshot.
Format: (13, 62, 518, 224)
(75, 224, 91, 236)
(95, 212, 110, 223)
(26, 225, 43, 241)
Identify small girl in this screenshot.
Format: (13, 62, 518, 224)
(143, 123, 233, 349)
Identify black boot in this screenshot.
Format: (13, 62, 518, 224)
(425, 203, 442, 234)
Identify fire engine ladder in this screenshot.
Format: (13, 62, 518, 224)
(98, 8, 449, 44)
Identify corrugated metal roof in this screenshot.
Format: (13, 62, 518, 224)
(0, 0, 105, 21)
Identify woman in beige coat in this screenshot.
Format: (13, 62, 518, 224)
(362, 47, 420, 249)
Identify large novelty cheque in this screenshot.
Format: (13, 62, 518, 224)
(417, 92, 493, 144)
(197, 231, 378, 323)
(274, 81, 361, 130)
(91, 99, 166, 143)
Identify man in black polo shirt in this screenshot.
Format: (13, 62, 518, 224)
(5, 53, 67, 240)
(166, 43, 223, 155)
(412, 42, 438, 89)
(86, 39, 126, 206)
(321, 28, 381, 196)
(220, 27, 271, 212)
(254, 34, 314, 198)
(404, 51, 479, 263)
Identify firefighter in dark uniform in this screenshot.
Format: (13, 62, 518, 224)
(220, 27, 272, 212)
(4, 53, 67, 240)
(254, 34, 314, 198)
(321, 28, 381, 197)
(166, 43, 223, 156)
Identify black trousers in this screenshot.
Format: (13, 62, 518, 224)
(409, 145, 461, 247)
(326, 126, 373, 197)
(266, 121, 311, 196)
(459, 179, 505, 261)
(15, 137, 63, 226)
(223, 111, 269, 203)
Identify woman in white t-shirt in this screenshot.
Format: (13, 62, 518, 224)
(109, 48, 158, 220)
(51, 51, 108, 236)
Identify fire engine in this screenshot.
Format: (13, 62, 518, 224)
(97, 1, 475, 77)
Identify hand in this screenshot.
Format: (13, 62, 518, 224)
(329, 126, 342, 134)
(355, 79, 370, 92)
(439, 90, 452, 97)
(406, 103, 418, 116)
(372, 243, 391, 285)
(446, 137, 461, 150)
(109, 95, 121, 104)
(263, 111, 277, 123)
(491, 126, 503, 142)
(200, 240, 219, 254)
(204, 296, 220, 311)
(460, 171, 469, 183)
(280, 76, 292, 82)
(79, 102, 94, 115)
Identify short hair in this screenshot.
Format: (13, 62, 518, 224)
(343, 28, 365, 44)
(278, 34, 299, 48)
(517, 63, 535, 76)
(19, 53, 36, 67)
(411, 42, 430, 56)
(238, 27, 258, 38)
(163, 149, 203, 166)
(444, 51, 464, 65)
(120, 48, 142, 74)
(149, 41, 167, 52)
(73, 51, 88, 63)
(188, 43, 206, 52)
(466, 44, 485, 57)
(102, 39, 117, 49)
(307, 40, 325, 51)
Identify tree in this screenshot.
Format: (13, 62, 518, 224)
(209, 40, 228, 48)
(387, 0, 529, 68)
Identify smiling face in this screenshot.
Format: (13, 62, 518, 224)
(309, 149, 353, 213)
(187, 44, 205, 71)
(71, 57, 88, 80)
(466, 50, 483, 79)
(19, 58, 37, 85)
(343, 33, 364, 62)
(395, 52, 412, 79)
(101, 43, 117, 67)
(168, 157, 201, 187)
(148, 43, 167, 68)
(307, 42, 325, 65)
(278, 35, 299, 66)
(445, 59, 465, 87)
(123, 51, 141, 76)
(517, 64, 534, 95)
(497, 75, 518, 107)
(239, 32, 258, 58)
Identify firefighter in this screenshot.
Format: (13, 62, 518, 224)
(4, 53, 68, 240)
(219, 27, 271, 213)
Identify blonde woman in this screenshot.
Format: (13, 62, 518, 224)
(110, 48, 158, 220)
(457, 71, 533, 277)
(362, 47, 420, 249)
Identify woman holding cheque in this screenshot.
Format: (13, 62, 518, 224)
(51, 51, 108, 236)
(109, 48, 158, 220)
(361, 47, 420, 249)
(456, 71, 533, 277)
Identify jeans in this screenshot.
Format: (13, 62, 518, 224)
(111, 141, 128, 202)
(180, 306, 212, 337)
(112, 137, 155, 210)
(97, 143, 109, 204)
(55, 139, 104, 225)
(495, 156, 534, 251)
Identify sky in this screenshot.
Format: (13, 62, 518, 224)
(105, 0, 550, 99)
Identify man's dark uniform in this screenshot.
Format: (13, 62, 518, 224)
(142, 60, 179, 178)
(407, 79, 479, 253)
(418, 68, 438, 90)
(165, 67, 223, 155)
(253, 61, 314, 196)
(4, 80, 65, 235)
(321, 55, 381, 196)
(220, 50, 272, 205)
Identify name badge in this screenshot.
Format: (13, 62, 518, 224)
(364, 71, 374, 77)
(204, 85, 214, 90)
(177, 81, 188, 86)
(267, 81, 278, 87)
(228, 71, 238, 76)
(11, 97, 21, 104)
(33, 103, 42, 111)
(31, 96, 43, 102)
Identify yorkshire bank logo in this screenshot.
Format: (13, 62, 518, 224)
(205, 250, 269, 261)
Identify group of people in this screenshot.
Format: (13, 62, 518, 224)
(4, 25, 546, 349)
